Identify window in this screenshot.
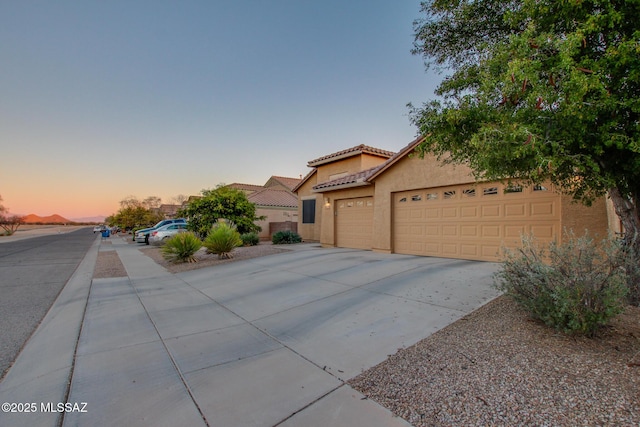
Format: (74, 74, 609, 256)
(302, 199, 316, 224)
(356, 200, 364, 207)
(411, 194, 422, 201)
(505, 185, 523, 193)
(533, 185, 548, 191)
(483, 187, 498, 196)
(398, 197, 407, 203)
(444, 190, 456, 199)
(426, 193, 438, 200)
(462, 189, 476, 197)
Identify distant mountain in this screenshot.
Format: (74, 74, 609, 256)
(22, 214, 72, 224)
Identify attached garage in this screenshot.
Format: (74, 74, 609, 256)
(335, 196, 374, 250)
(393, 182, 560, 261)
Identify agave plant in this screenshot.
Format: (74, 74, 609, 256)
(161, 232, 202, 263)
(203, 220, 243, 259)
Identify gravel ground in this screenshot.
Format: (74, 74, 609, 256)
(350, 297, 640, 426)
(95, 235, 640, 426)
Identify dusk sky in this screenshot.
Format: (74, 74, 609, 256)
(1, 1, 440, 220)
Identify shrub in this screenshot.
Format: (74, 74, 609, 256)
(203, 221, 243, 259)
(272, 230, 302, 244)
(240, 232, 259, 246)
(494, 232, 629, 336)
(161, 232, 202, 263)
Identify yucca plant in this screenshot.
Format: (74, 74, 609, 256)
(203, 221, 243, 259)
(161, 232, 202, 263)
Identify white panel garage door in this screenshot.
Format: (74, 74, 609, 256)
(336, 197, 374, 250)
(393, 183, 560, 261)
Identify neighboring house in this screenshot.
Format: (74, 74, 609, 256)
(294, 138, 615, 262)
(151, 204, 181, 219)
(228, 176, 301, 240)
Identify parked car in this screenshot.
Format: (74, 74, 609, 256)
(135, 218, 187, 244)
(148, 223, 189, 245)
(93, 224, 108, 233)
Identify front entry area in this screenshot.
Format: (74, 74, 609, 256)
(393, 182, 561, 261)
(335, 196, 374, 250)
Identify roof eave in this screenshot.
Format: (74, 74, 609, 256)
(311, 180, 371, 193)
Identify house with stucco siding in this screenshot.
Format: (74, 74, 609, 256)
(294, 138, 615, 262)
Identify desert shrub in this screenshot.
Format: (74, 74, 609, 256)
(494, 233, 629, 336)
(161, 232, 202, 263)
(272, 230, 302, 244)
(203, 221, 243, 259)
(240, 232, 259, 246)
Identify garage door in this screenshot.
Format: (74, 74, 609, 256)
(393, 183, 560, 261)
(336, 197, 374, 250)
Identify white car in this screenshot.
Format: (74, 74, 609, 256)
(148, 223, 189, 245)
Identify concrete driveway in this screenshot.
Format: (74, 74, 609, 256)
(0, 238, 500, 427)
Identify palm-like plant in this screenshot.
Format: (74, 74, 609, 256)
(161, 232, 202, 263)
(203, 220, 243, 259)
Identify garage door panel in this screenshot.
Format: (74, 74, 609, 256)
(505, 203, 526, 217)
(481, 225, 501, 238)
(461, 225, 478, 237)
(442, 207, 458, 218)
(461, 206, 478, 218)
(442, 244, 458, 256)
(531, 201, 555, 217)
(461, 245, 479, 256)
(481, 205, 501, 217)
(393, 184, 560, 261)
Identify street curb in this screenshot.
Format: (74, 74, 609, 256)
(0, 236, 100, 427)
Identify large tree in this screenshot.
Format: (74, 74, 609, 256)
(107, 196, 164, 231)
(178, 186, 263, 238)
(410, 0, 640, 250)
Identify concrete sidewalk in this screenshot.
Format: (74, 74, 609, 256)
(0, 234, 500, 427)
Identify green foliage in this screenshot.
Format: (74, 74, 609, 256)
(240, 232, 260, 246)
(178, 185, 264, 238)
(203, 221, 243, 259)
(494, 233, 630, 336)
(411, 0, 640, 247)
(161, 232, 202, 263)
(272, 230, 302, 244)
(109, 196, 164, 232)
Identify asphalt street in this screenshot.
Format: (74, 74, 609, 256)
(0, 228, 97, 378)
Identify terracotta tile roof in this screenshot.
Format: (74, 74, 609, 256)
(248, 188, 298, 208)
(227, 183, 265, 193)
(265, 176, 302, 191)
(312, 164, 383, 191)
(311, 136, 426, 192)
(307, 144, 395, 167)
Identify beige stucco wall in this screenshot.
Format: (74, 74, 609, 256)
(296, 174, 321, 242)
(254, 206, 298, 240)
(560, 194, 610, 240)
